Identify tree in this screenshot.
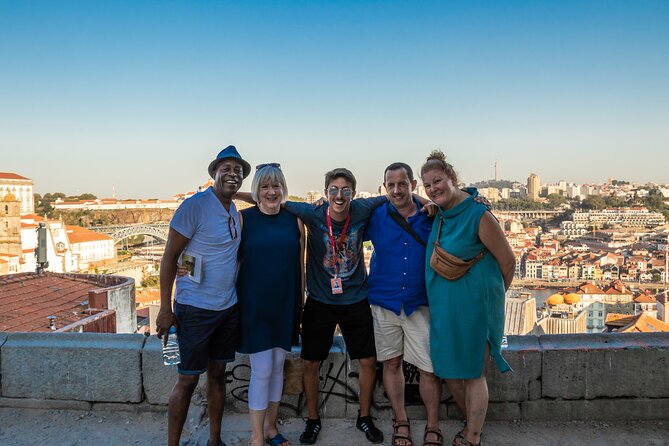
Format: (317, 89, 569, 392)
(581, 195, 606, 210)
(33, 193, 54, 217)
(644, 195, 665, 211)
(546, 193, 567, 208)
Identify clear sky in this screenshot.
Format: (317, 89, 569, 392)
(1, 0, 668, 199)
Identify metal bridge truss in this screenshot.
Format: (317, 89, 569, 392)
(91, 224, 170, 244)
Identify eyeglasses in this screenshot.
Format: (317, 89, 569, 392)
(228, 216, 238, 240)
(327, 186, 353, 198)
(256, 163, 281, 170)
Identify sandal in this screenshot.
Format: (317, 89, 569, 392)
(391, 419, 412, 446)
(266, 433, 290, 446)
(423, 426, 443, 446)
(452, 434, 482, 446)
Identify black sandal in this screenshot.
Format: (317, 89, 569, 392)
(391, 419, 412, 446)
(452, 434, 482, 446)
(423, 426, 443, 446)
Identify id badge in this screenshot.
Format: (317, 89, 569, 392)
(330, 277, 343, 294)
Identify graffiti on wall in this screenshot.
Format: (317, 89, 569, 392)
(224, 354, 455, 416)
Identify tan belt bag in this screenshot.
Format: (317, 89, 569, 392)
(430, 217, 486, 280)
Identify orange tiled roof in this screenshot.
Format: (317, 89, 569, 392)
(605, 313, 637, 327)
(0, 273, 108, 332)
(0, 172, 30, 180)
(619, 313, 669, 333)
(577, 282, 605, 294)
(136, 288, 161, 306)
(21, 214, 44, 221)
(65, 226, 113, 244)
(634, 294, 657, 304)
(604, 280, 631, 294)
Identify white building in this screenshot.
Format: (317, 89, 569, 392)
(53, 198, 181, 211)
(19, 215, 115, 273)
(66, 225, 116, 270)
(0, 172, 34, 214)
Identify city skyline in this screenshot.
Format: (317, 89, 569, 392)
(2, 1, 668, 199)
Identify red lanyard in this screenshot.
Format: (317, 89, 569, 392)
(326, 208, 350, 277)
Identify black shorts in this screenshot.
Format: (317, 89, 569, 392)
(300, 298, 376, 361)
(174, 302, 240, 375)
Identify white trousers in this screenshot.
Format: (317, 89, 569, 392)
(248, 348, 287, 411)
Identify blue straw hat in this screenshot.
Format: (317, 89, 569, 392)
(208, 145, 251, 179)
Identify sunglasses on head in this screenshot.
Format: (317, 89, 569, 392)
(327, 186, 353, 198)
(256, 163, 281, 170)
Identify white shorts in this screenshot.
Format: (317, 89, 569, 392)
(371, 305, 433, 373)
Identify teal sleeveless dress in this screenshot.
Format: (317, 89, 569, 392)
(425, 189, 512, 379)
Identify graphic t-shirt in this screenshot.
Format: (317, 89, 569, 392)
(284, 196, 386, 305)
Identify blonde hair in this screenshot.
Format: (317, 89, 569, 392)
(251, 165, 288, 204)
(420, 150, 459, 184)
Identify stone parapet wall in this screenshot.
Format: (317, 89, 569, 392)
(1, 332, 667, 421)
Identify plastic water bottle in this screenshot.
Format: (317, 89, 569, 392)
(162, 326, 181, 366)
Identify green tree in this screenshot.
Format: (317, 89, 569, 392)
(644, 195, 665, 211)
(581, 195, 606, 210)
(546, 193, 567, 208)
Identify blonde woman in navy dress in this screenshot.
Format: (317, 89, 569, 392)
(237, 164, 305, 446)
(421, 151, 515, 446)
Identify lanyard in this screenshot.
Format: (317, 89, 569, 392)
(326, 208, 350, 277)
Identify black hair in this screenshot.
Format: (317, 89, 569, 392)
(384, 162, 414, 182)
(324, 168, 357, 191)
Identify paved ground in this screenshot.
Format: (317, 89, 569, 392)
(1, 407, 668, 445)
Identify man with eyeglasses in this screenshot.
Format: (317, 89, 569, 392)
(157, 145, 250, 446)
(282, 168, 387, 445)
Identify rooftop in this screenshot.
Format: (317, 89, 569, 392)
(0, 273, 115, 332)
(0, 172, 31, 181)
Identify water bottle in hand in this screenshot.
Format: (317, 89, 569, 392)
(162, 326, 181, 366)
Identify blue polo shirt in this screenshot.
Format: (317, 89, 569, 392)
(365, 199, 433, 316)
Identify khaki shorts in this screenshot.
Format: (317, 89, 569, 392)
(371, 305, 433, 373)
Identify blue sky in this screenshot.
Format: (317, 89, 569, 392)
(1, 0, 668, 199)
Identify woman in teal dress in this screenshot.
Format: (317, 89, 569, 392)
(420, 151, 515, 446)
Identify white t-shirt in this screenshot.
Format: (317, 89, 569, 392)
(170, 187, 241, 311)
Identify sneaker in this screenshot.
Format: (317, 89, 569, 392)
(356, 412, 383, 444)
(300, 418, 321, 445)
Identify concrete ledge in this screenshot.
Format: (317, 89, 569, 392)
(488, 335, 542, 402)
(1, 332, 145, 403)
(2, 332, 669, 422)
(0, 397, 92, 411)
(142, 336, 179, 405)
(540, 333, 669, 400)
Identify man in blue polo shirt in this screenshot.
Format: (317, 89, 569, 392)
(365, 162, 442, 446)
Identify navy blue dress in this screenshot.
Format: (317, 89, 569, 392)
(237, 206, 302, 353)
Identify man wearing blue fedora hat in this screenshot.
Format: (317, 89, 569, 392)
(157, 145, 251, 446)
